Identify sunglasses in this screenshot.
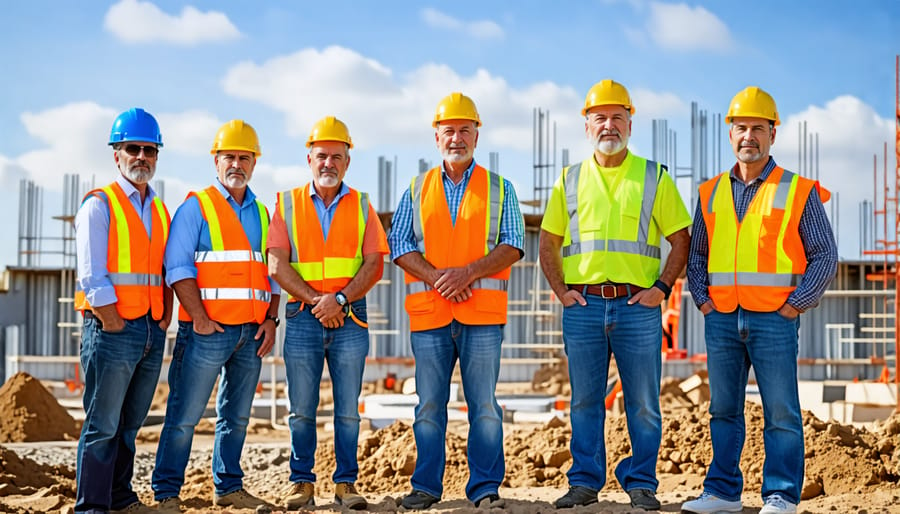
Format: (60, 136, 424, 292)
(122, 144, 159, 158)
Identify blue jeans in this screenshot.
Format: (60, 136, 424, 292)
(703, 308, 803, 504)
(562, 296, 662, 493)
(151, 320, 263, 500)
(76, 314, 165, 513)
(283, 300, 369, 484)
(410, 321, 504, 502)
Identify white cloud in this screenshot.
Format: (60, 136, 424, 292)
(420, 8, 504, 39)
(104, 0, 241, 45)
(777, 95, 894, 258)
(646, 2, 733, 53)
(631, 88, 690, 119)
(156, 110, 222, 156)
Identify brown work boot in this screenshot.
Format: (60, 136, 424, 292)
(334, 482, 367, 510)
(282, 481, 315, 509)
(110, 501, 154, 514)
(155, 497, 182, 513)
(214, 488, 271, 512)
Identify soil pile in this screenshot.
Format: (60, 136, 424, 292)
(0, 373, 79, 442)
(0, 445, 75, 513)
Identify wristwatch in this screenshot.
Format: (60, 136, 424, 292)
(265, 314, 280, 327)
(335, 291, 350, 315)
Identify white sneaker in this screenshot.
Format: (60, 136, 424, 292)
(759, 494, 797, 514)
(681, 491, 742, 513)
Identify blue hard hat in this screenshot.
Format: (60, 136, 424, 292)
(108, 107, 163, 147)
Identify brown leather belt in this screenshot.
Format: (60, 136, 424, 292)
(568, 283, 644, 299)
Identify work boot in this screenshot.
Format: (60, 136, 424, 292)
(474, 493, 506, 509)
(335, 482, 367, 510)
(156, 497, 182, 514)
(554, 486, 598, 508)
(627, 488, 661, 511)
(214, 488, 272, 512)
(400, 489, 440, 510)
(110, 501, 154, 513)
(282, 481, 315, 509)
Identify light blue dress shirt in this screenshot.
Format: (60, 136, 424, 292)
(307, 181, 350, 236)
(75, 174, 160, 308)
(164, 179, 280, 294)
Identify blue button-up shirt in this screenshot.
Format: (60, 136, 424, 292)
(75, 174, 160, 308)
(686, 157, 837, 311)
(308, 181, 350, 236)
(164, 179, 280, 293)
(389, 160, 525, 260)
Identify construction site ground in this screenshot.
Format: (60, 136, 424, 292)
(2, 372, 900, 513)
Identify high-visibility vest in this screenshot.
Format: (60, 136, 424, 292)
(404, 165, 510, 331)
(278, 183, 368, 300)
(177, 186, 271, 324)
(560, 156, 664, 286)
(74, 181, 170, 320)
(699, 166, 823, 312)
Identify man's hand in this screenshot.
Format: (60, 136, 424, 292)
(193, 315, 225, 335)
(559, 289, 587, 307)
(254, 319, 277, 356)
(699, 300, 716, 315)
(311, 294, 346, 329)
(777, 303, 801, 319)
(628, 286, 666, 307)
(93, 306, 125, 333)
(434, 266, 474, 300)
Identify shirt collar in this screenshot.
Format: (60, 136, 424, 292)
(441, 159, 476, 180)
(729, 156, 776, 184)
(308, 181, 349, 202)
(214, 178, 256, 205)
(116, 174, 156, 201)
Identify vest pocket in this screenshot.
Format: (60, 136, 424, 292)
(405, 294, 435, 315)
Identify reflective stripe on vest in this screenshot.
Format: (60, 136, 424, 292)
(280, 184, 367, 297)
(74, 182, 169, 319)
(403, 165, 511, 330)
(177, 186, 271, 324)
(701, 167, 813, 312)
(562, 158, 661, 260)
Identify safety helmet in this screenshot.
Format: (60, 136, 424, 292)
(432, 92, 481, 127)
(582, 79, 634, 116)
(108, 108, 163, 147)
(306, 116, 353, 149)
(210, 119, 262, 156)
(725, 86, 780, 126)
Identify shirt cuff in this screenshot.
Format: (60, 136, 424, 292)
(85, 287, 118, 308)
(165, 265, 198, 287)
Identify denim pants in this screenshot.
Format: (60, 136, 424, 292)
(151, 320, 263, 499)
(283, 300, 369, 484)
(76, 314, 165, 513)
(410, 321, 504, 502)
(562, 296, 662, 493)
(703, 308, 803, 505)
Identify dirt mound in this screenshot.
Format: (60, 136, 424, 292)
(0, 373, 79, 442)
(0, 445, 75, 513)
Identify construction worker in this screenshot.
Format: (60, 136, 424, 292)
(151, 120, 278, 512)
(267, 116, 388, 510)
(389, 92, 525, 510)
(681, 87, 837, 514)
(74, 108, 171, 514)
(539, 79, 691, 511)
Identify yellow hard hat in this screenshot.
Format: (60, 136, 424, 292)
(726, 86, 780, 126)
(433, 92, 481, 127)
(582, 79, 634, 116)
(306, 116, 353, 149)
(210, 120, 262, 156)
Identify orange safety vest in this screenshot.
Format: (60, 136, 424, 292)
(699, 166, 826, 312)
(404, 165, 510, 331)
(177, 186, 271, 324)
(278, 183, 368, 300)
(74, 181, 170, 320)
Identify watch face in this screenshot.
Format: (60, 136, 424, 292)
(336, 292, 348, 305)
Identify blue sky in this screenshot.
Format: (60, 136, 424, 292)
(1, 0, 898, 268)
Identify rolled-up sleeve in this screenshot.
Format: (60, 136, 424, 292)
(498, 178, 525, 253)
(388, 188, 418, 261)
(75, 196, 117, 307)
(163, 196, 202, 286)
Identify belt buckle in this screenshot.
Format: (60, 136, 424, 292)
(599, 284, 618, 299)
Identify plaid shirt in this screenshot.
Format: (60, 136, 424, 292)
(686, 157, 838, 311)
(389, 160, 525, 260)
